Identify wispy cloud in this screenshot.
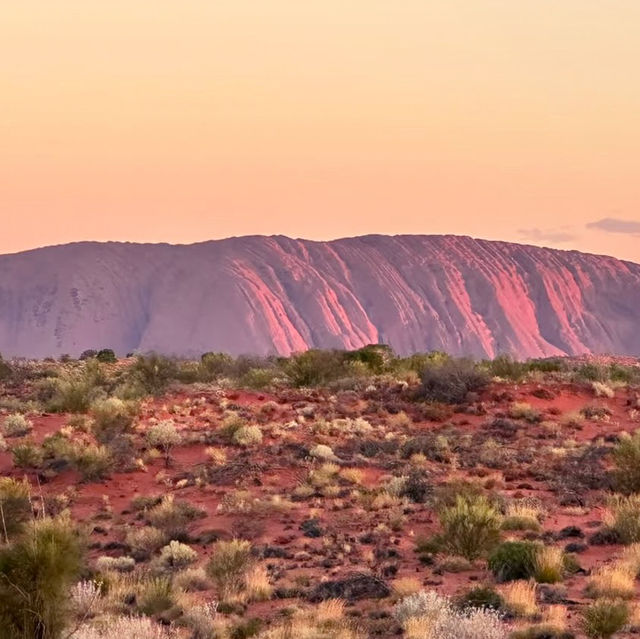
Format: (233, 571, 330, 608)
(517, 228, 577, 243)
(586, 217, 640, 236)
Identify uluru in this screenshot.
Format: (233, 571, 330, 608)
(1, 234, 639, 360)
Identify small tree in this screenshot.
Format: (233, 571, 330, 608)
(95, 348, 117, 364)
(147, 420, 182, 467)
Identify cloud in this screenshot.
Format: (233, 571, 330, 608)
(517, 228, 577, 243)
(586, 217, 640, 235)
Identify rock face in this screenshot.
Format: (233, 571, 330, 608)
(1, 234, 639, 359)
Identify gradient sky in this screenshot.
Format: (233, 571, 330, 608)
(2, 1, 640, 261)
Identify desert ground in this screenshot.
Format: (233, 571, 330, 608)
(1, 349, 640, 639)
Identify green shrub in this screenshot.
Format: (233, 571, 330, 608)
(95, 349, 117, 363)
(576, 363, 608, 383)
(48, 360, 108, 413)
(41, 432, 75, 461)
(488, 541, 538, 582)
(0, 477, 32, 541)
(146, 496, 205, 541)
(199, 351, 234, 381)
(612, 430, 640, 494)
(90, 398, 137, 444)
(240, 368, 279, 390)
(11, 440, 44, 468)
(137, 576, 176, 615)
(71, 443, 112, 481)
(206, 539, 254, 602)
(438, 495, 501, 560)
(456, 585, 504, 610)
(230, 619, 262, 639)
(418, 358, 490, 404)
(0, 355, 12, 381)
(130, 354, 178, 395)
(282, 349, 350, 387)
(582, 599, 629, 638)
(0, 515, 84, 639)
(486, 354, 527, 381)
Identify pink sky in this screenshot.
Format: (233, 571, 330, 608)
(2, 1, 639, 261)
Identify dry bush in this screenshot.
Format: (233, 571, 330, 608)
(156, 540, 198, 572)
(147, 420, 182, 465)
(232, 424, 263, 446)
(1, 413, 32, 437)
(73, 615, 177, 639)
(391, 577, 423, 599)
(125, 526, 168, 560)
(96, 556, 135, 573)
(70, 579, 102, 620)
(394, 590, 506, 639)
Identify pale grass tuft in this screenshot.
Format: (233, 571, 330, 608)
(339, 468, 364, 485)
(543, 605, 568, 630)
(586, 564, 636, 599)
(391, 577, 423, 599)
(533, 545, 565, 583)
(503, 500, 544, 531)
(500, 580, 538, 617)
(620, 543, 640, 576)
(245, 564, 273, 602)
(315, 598, 346, 623)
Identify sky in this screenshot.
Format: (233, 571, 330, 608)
(1, 1, 640, 261)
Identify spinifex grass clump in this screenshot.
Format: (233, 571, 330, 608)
(437, 494, 502, 560)
(612, 430, 640, 494)
(0, 477, 32, 541)
(0, 515, 84, 639)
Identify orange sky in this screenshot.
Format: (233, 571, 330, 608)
(2, 1, 640, 261)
